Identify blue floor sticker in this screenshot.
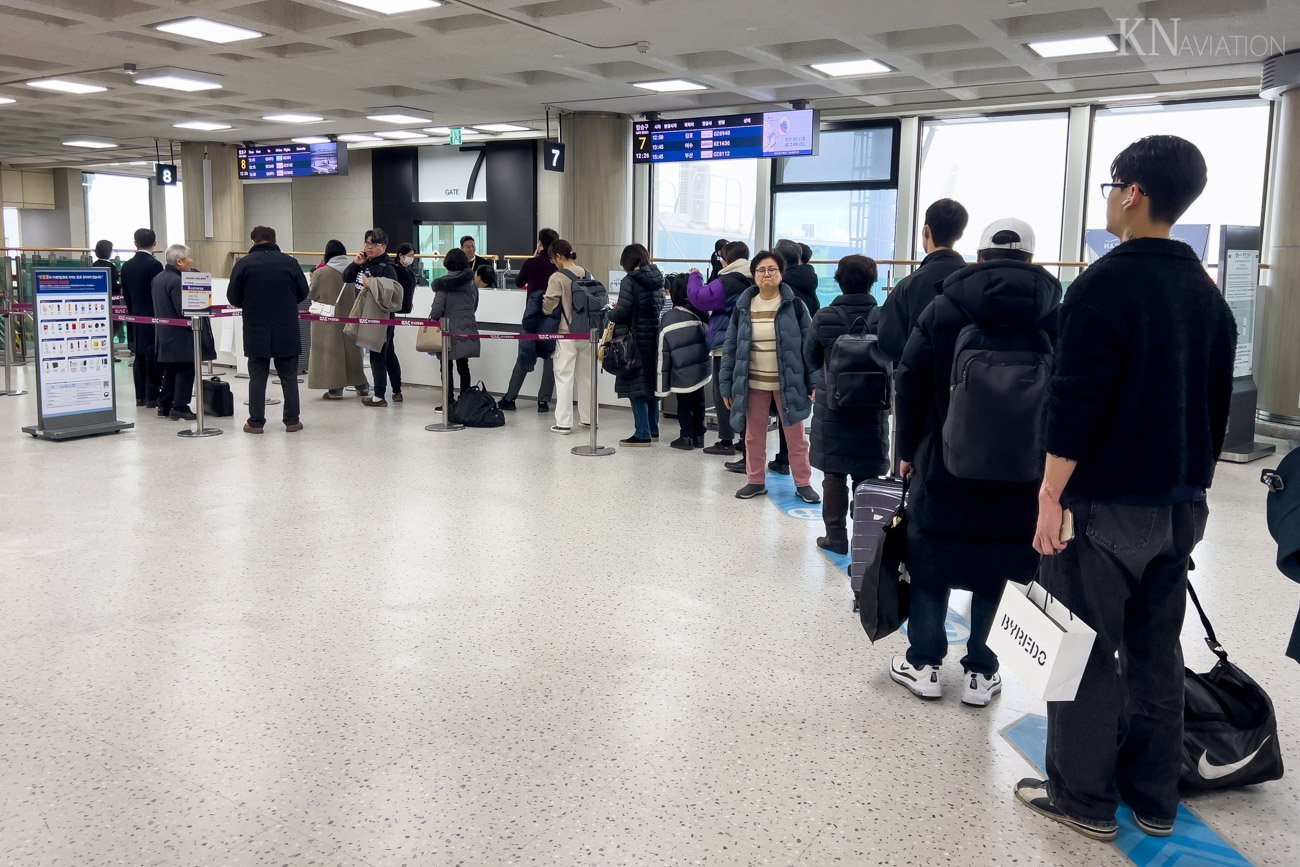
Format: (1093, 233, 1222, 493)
(1001, 714, 1252, 866)
(765, 472, 970, 644)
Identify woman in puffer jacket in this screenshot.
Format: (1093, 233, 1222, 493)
(608, 243, 665, 448)
(657, 273, 711, 451)
(686, 241, 752, 455)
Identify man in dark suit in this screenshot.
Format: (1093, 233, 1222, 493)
(227, 225, 310, 434)
(119, 228, 163, 407)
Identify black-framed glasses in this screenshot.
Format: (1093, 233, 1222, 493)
(755, 266, 781, 275)
(1099, 181, 1145, 201)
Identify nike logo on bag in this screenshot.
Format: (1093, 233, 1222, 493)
(1197, 738, 1270, 780)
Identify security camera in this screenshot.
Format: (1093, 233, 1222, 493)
(242, 140, 258, 148)
(123, 63, 138, 75)
(791, 99, 810, 110)
(645, 111, 661, 122)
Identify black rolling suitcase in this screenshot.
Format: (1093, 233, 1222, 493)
(850, 477, 909, 641)
(202, 376, 235, 417)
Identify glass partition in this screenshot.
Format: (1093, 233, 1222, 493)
(652, 158, 757, 263)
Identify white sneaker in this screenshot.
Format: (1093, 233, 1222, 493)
(890, 655, 942, 700)
(962, 671, 1002, 707)
(550, 424, 571, 434)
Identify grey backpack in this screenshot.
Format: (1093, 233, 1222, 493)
(562, 268, 609, 334)
(942, 321, 1052, 482)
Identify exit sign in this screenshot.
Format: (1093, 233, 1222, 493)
(449, 127, 463, 146)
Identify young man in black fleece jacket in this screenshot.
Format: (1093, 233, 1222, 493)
(1015, 136, 1236, 843)
(876, 198, 969, 363)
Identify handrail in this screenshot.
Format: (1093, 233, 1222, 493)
(650, 256, 1254, 270)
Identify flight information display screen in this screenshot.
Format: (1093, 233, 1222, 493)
(237, 142, 349, 179)
(633, 109, 818, 164)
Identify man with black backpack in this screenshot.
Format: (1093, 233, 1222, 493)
(1016, 136, 1236, 843)
(891, 218, 1061, 708)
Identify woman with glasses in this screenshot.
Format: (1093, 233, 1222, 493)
(719, 251, 819, 503)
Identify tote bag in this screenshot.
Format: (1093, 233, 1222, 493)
(416, 324, 443, 354)
(987, 581, 1096, 701)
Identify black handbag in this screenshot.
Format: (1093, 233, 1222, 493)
(450, 382, 505, 428)
(601, 324, 641, 376)
(202, 376, 234, 417)
(1180, 582, 1285, 791)
(856, 476, 910, 642)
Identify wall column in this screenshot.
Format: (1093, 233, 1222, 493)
(180, 142, 245, 277)
(560, 113, 632, 284)
(1258, 56, 1300, 424)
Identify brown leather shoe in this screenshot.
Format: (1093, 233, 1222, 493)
(285, 422, 304, 433)
(392, 392, 403, 403)
(362, 397, 388, 407)
(243, 424, 263, 434)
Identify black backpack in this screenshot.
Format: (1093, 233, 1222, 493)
(941, 319, 1052, 482)
(450, 382, 505, 428)
(825, 315, 891, 411)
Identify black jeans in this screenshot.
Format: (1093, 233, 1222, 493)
(1044, 497, 1207, 824)
(248, 355, 301, 426)
(906, 583, 1001, 676)
(133, 348, 161, 403)
(370, 326, 402, 398)
(158, 362, 195, 414)
(676, 389, 707, 439)
(821, 472, 866, 543)
(505, 356, 554, 403)
(443, 357, 471, 401)
(711, 355, 734, 442)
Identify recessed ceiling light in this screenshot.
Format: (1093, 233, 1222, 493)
(173, 120, 233, 131)
(135, 68, 223, 92)
(26, 79, 108, 95)
(338, 133, 382, 142)
(809, 58, 891, 78)
(423, 126, 452, 135)
(154, 17, 264, 44)
(335, 0, 442, 13)
(1027, 35, 1118, 58)
(474, 123, 532, 133)
(262, 113, 325, 124)
(292, 136, 331, 144)
(632, 79, 708, 93)
(63, 137, 117, 149)
(0, 96, 14, 105)
(366, 107, 433, 124)
(374, 130, 429, 139)
(1099, 93, 1160, 103)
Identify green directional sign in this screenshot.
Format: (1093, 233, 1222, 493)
(449, 127, 463, 146)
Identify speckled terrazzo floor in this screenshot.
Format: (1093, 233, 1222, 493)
(1, 366, 1297, 866)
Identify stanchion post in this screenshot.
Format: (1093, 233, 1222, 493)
(178, 312, 222, 438)
(1, 299, 28, 397)
(425, 324, 463, 433)
(571, 327, 614, 457)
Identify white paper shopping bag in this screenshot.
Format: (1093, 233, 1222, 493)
(987, 581, 1097, 702)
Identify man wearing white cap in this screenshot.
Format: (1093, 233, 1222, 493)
(891, 217, 1062, 708)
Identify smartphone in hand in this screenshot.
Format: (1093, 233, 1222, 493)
(1060, 508, 1076, 544)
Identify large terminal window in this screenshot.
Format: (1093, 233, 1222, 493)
(917, 112, 1070, 267)
(770, 122, 899, 305)
(652, 158, 758, 263)
(1085, 98, 1272, 266)
(83, 172, 151, 255)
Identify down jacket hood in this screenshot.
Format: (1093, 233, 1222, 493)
(940, 260, 1061, 329)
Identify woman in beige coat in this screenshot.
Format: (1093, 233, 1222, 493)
(307, 240, 367, 398)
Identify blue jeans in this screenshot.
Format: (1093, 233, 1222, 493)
(630, 395, 659, 439)
(906, 583, 1001, 676)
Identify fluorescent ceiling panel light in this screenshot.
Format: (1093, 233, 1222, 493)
(366, 107, 433, 124)
(808, 58, 891, 77)
(1099, 93, 1160, 102)
(173, 120, 233, 131)
(632, 79, 707, 93)
(473, 123, 532, 133)
(26, 79, 107, 95)
(63, 137, 117, 149)
(135, 69, 223, 92)
(335, 0, 442, 13)
(292, 136, 330, 144)
(154, 17, 263, 44)
(423, 126, 451, 135)
(0, 97, 14, 105)
(374, 129, 429, 139)
(1027, 35, 1117, 58)
(262, 113, 325, 123)
(338, 133, 382, 142)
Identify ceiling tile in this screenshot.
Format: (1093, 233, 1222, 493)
(257, 42, 332, 59)
(970, 82, 1055, 99)
(515, 69, 582, 86)
(584, 60, 662, 78)
(357, 85, 440, 98)
(334, 28, 417, 48)
(916, 46, 1008, 70)
(949, 66, 1033, 86)
(419, 12, 505, 33)
(0, 53, 65, 74)
(994, 7, 1115, 40)
(1054, 55, 1148, 76)
(1139, 0, 1266, 22)
(676, 50, 758, 71)
(729, 69, 808, 88)
(105, 30, 192, 51)
(767, 38, 860, 63)
(880, 24, 979, 51)
(516, 0, 612, 18)
(1065, 72, 1160, 91)
(224, 0, 355, 31)
(0, 6, 78, 26)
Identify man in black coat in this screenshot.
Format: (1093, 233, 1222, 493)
(152, 244, 216, 420)
(228, 226, 310, 433)
(120, 228, 163, 407)
(876, 198, 969, 363)
(776, 238, 820, 315)
(344, 228, 400, 407)
(1017, 137, 1236, 843)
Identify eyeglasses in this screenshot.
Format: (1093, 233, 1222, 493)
(1099, 181, 1146, 201)
(755, 266, 781, 275)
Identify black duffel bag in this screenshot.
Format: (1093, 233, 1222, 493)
(1180, 582, 1285, 791)
(450, 382, 504, 428)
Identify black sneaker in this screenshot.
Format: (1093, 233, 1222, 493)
(498, 398, 517, 412)
(816, 536, 848, 555)
(669, 437, 694, 450)
(168, 408, 197, 421)
(692, 436, 706, 448)
(1133, 813, 1175, 837)
(768, 460, 791, 475)
(537, 401, 550, 413)
(620, 436, 652, 448)
(724, 458, 746, 474)
(1014, 779, 1118, 841)
(735, 483, 767, 499)
(796, 485, 821, 504)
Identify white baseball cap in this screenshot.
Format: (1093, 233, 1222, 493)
(977, 218, 1036, 255)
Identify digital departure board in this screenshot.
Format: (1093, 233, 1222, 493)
(633, 109, 818, 164)
(237, 142, 349, 180)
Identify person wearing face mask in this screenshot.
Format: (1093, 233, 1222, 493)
(428, 249, 482, 409)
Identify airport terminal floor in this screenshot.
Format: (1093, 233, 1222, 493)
(1, 371, 1298, 866)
